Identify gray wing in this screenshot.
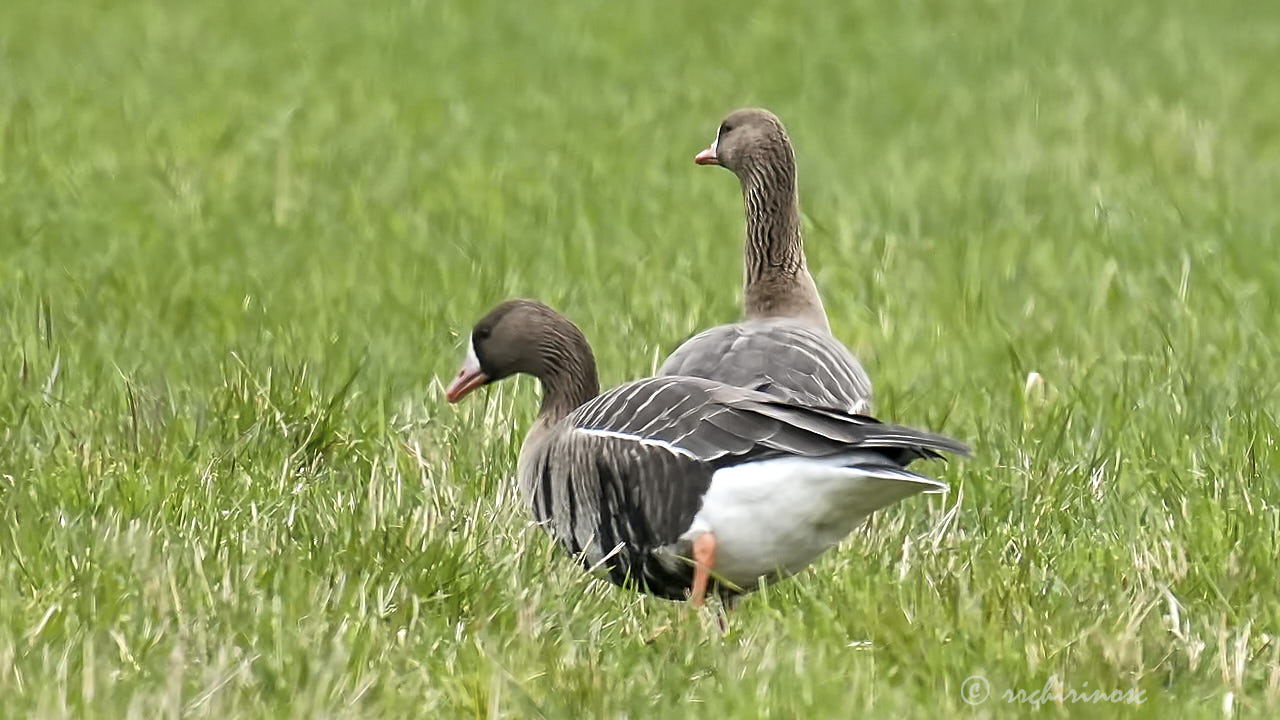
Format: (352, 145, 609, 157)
(570, 376, 968, 467)
(524, 376, 969, 599)
(658, 320, 874, 414)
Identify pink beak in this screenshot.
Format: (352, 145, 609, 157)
(694, 145, 719, 166)
(445, 342, 488, 402)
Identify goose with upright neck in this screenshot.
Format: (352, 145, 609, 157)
(662, 108, 873, 414)
(696, 108, 827, 329)
(446, 299, 967, 606)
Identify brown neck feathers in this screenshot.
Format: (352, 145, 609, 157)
(737, 143, 828, 331)
(531, 321, 601, 422)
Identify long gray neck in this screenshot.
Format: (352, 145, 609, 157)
(512, 311, 601, 516)
(738, 147, 829, 331)
(532, 329, 600, 425)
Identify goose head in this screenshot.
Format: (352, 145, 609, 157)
(694, 108, 792, 174)
(445, 299, 599, 415)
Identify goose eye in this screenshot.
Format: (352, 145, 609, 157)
(474, 327, 492, 342)
(718, 122, 732, 137)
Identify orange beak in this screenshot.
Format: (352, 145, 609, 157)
(445, 342, 488, 402)
(694, 144, 719, 165)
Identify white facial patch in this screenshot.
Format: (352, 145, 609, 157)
(461, 337, 481, 375)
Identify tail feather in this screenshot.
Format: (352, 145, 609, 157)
(843, 462, 950, 494)
(804, 452, 952, 494)
(748, 398, 972, 460)
(826, 462, 950, 517)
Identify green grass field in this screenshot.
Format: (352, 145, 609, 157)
(3, 0, 1280, 716)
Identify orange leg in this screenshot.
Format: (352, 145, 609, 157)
(690, 532, 718, 608)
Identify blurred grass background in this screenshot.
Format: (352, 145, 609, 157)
(2, 0, 1279, 717)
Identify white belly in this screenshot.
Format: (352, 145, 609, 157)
(678, 455, 945, 590)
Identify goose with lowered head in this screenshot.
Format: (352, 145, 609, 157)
(446, 299, 968, 606)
